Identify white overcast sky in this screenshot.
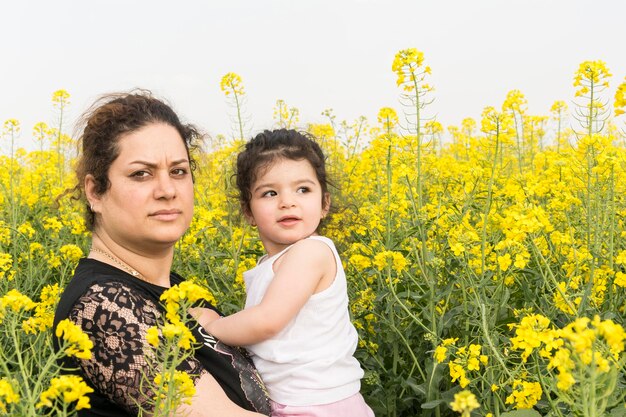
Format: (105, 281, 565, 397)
(1, 0, 625, 150)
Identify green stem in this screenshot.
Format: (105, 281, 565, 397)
(233, 91, 244, 140)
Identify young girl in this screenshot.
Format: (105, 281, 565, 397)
(203, 129, 374, 416)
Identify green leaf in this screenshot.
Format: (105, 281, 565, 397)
(420, 399, 447, 409)
(610, 405, 626, 417)
(500, 410, 542, 417)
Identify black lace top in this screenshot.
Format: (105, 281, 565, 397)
(53, 258, 270, 417)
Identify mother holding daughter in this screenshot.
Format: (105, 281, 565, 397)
(54, 90, 373, 417)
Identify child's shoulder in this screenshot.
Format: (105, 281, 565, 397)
(294, 235, 335, 251)
(274, 236, 338, 278)
(280, 236, 335, 262)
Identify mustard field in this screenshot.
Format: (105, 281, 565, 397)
(1, 49, 626, 416)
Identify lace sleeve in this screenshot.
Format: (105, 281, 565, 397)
(68, 281, 206, 414)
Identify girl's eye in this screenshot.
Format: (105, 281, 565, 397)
(261, 190, 277, 198)
(297, 187, 310, 193)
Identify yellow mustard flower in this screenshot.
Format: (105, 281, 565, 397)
(220, 72, 244, 96)
(51, 89, 71, 109)
(153, 370, 196, 407)
(505, 379, 542, 409)
(59, 244, 84, 263)
(615, 77, 626, 116)
(22, 283, 61, 334)
(0, 378, 19, 413)
(55, 319, 93, 360)
(450, 390, 479, 417)
(573, 60, 612, 97)
(36, 375, 93, 411)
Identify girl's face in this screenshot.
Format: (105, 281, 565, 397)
(246, 157, 329, 257)
(87, 122, 194, 254)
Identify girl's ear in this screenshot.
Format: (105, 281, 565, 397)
(321, 193, 331, 218)
(242, 205, 257, 226)
(85, 174, 101, 213)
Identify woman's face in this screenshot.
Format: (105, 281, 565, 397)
(89, 122, 194, 253)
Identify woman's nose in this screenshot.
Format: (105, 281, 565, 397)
(154, 172, 176, 199)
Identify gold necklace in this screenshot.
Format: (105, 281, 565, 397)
(90, 246, 151, 283)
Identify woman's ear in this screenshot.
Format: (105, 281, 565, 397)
(321, 193, 331, 218)
(85, 174, 101, 213)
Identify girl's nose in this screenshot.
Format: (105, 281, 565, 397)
(279, 194, 296, 208)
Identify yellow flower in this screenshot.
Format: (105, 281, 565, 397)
(391, 48, 431, 93)
(442, 338, 458, 346)
(502, 89, 527, 114)
(509, 314, 556, 361)
(17, 221, 36, 239)
(146, 326, 160, 348)
(22, 283, 61, 334)
(349, 254, 372, 272)
(55, 319, 93, 360)
(615, 77, 626, 116)
(161, 322, 195, 350)
(36, 375, 93, 410)
(450, 242, 465, 256)
(556, 370, 576, 391)
(46, 251, 62, 269)
(497, 253, 512, 271)
(220, 72, 244, 96)
(434, 345, 447, 363)
(377, 107, 399, 131)
(574, 60, 611, 96)
(0, 253, 13, 276)
(3, 119, 21, 138)
(0, 289, 37, 318)
(505, 379, 542, 409)
(43, 216, 64, 234)
(0, 378, 20, 413)
(153, 371, 196, 408)
(550, 100, 568, 114)
(51, 89, 71, 109)
(59, 244, 84, 263)
(449, 362, 469, 388)
(595, 317, 626, 358)
(450, 390, 479, 417)
(372, 250, 409, 274)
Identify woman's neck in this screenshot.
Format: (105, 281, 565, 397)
(89, 233, 174, 287)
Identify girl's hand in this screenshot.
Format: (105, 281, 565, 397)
(205, 238, 336, 346)
(189, 307, 221, 330)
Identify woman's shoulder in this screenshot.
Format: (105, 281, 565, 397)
(54, 259, 161, 326)
(61, 259, 145, 299)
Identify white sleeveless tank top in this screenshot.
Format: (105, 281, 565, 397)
(243, 235, 363, 406)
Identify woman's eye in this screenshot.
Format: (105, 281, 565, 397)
(130, 170, 150, 179)
(171, 168, 187, 176)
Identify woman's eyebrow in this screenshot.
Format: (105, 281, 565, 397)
(129, 158, 189, 167)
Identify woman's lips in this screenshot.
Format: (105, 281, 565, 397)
(150, 209, 182, 221)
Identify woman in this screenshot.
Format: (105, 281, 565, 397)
(53, 91, 270, 416)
